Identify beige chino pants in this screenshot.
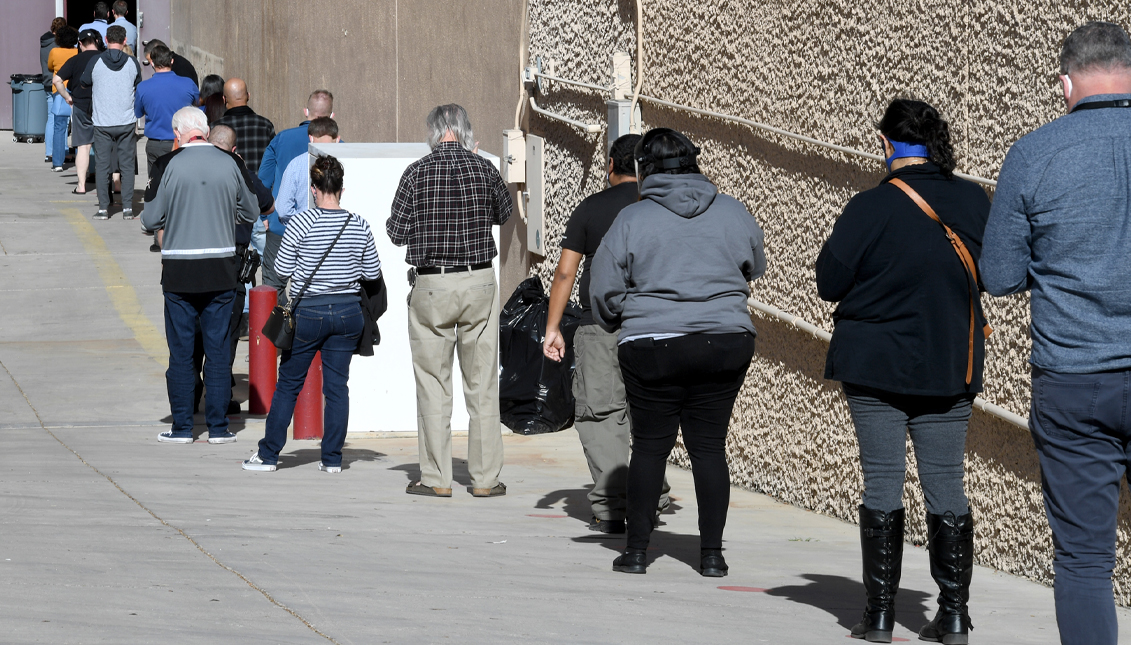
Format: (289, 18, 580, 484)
(408, 267, 503, 490)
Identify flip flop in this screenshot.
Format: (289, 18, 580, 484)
(406, 481, 452, 497)
(72, 188, 88, 195)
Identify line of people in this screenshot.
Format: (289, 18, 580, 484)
(31, 11, 1126, 645)
(537, 20, 1130, 645)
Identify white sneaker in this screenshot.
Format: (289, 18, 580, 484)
(318, 463, 341, 473)
(242, 452, 276, 472)
(157, 431, 193, 444)
(207, 431, 237, 444)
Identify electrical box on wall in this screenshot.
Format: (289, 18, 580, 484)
(607, 100, 633, 153)
(526, 134, 546, 257)
(502, 129, 525, 184)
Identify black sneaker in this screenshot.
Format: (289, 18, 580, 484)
(612, 549, 648, 574)
(93, 210, 110, 220)
(588, 517, 626, 534)
(121, 209, 136, 220)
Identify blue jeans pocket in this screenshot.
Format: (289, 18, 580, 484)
(295, 312, 324, 344)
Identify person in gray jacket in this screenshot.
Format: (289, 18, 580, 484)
(82, 24, 141, 220)
(142, 107, 257, 445)
(590, 128, 766, 577)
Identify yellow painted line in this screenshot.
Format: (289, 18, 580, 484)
(61, 208, 167, 368)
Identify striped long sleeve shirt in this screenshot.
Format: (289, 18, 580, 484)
(276, 208, 382, 301)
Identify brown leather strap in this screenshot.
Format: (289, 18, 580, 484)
(888, 177, 991, 385)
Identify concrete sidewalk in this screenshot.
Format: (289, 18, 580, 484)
(0, 135, 1125, 644)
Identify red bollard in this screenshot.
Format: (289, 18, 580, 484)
(248, 286, 278, 415)
(293, 352, 323, 439)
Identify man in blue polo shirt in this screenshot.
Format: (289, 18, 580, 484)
(135, 43, 199, 177)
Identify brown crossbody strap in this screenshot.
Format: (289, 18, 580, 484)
(888, 177, 992, 385)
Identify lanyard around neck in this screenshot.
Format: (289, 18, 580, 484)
(1072, 98, 1131, 112)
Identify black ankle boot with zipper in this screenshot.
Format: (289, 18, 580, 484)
(850, 505, 904, 643)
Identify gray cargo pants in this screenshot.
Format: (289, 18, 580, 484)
(573, 324, 669, 521)
(93, 124, 137, 211)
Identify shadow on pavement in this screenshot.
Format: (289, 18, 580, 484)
(389, 458, 473, 486)
(277, 447, 387, 470)
(534, 487, 594, 523)
(763, 573, 933, 634)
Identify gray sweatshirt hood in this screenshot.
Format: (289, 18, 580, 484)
(639, 173, 718, 218)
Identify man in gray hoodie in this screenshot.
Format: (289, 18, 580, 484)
(81, 24, 140, 220)
(142, 107, 258, 445)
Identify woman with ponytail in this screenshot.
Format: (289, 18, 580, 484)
(243, 154, 382, 474)
(815, 99, 990, 644)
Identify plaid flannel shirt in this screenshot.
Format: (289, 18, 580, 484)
(214, 105, 276, 174)
(387, 142, 513, 267)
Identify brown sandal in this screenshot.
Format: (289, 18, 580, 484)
(406, 481, 452, 497)
(471, 482, 507, 498)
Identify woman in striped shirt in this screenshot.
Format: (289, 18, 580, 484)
(244, 155, 382, 473)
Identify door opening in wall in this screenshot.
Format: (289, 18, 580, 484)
(66, 0, 137, 31)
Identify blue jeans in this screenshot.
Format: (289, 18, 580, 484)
(44, 94, 53, 156)
(50, 93, 71, 166)
(164, 290, 236, 437)
(1031, 367, 1131, 645)
(257, 302, 363, 467)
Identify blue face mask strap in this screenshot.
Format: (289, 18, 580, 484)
(885, 139, 931, 171)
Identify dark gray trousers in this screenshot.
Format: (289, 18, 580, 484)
(262, 230, 288, 307)
(93, 124, 137, 210)
(843, 383, 972, 516)
(145, 138, 175, 178)
(1031, 367, 1131, 645)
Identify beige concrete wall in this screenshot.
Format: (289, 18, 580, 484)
(524, 0, 1131, 602)
(165, 0, 529, 295)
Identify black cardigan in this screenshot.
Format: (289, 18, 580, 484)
(815, 163, 991, 396)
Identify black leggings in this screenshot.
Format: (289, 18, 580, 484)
(618, 332, 755, 550)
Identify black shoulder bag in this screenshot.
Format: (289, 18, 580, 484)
(261, 216, 352, 351)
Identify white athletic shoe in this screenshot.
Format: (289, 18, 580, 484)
(242, 452, 276, 472)
(157, 431, 193, 444)
(318, 463, 341, 474)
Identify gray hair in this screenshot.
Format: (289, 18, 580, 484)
(425, 104, 474, 150)
(171, 106, 209, 138)
(1060, 21, 1131, 75)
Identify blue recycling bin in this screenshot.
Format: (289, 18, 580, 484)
(10, 74, 49, 143)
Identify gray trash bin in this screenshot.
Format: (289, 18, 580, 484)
(10, 74, 48, 143)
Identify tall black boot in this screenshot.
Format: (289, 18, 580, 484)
(919, 512, 974, 644)
(850, 505, 904, 643)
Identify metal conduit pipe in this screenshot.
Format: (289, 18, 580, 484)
(533, 72, 613, 93)
(528, 97, 603, 133)
(747, 297, 1030, 430)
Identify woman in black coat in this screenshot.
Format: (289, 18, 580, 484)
(816, 99, 990, 644)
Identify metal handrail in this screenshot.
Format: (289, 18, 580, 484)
(528, 97, 603, 134)
(635, 93, 998, 188)
(747, 297, 1029, 430)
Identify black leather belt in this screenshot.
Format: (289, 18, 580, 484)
(416, 262, 492, 275)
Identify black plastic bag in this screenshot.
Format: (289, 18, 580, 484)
(499, 277, 583, 435)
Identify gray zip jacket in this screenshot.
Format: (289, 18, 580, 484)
(589, 173, 767, 342)
(141, 143, 257, 257)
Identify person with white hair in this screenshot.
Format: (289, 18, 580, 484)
(387, 103, 513, 498)
(142, 106, 258, 445)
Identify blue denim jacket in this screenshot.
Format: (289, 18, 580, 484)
(982, 93, 1131, 373)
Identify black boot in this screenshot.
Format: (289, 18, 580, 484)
(612, 548, 647, 574)
(850, 506, 904, 643)
(919, 512, 974, 645)
(700, 548, 728, 577)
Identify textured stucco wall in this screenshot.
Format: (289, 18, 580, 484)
(524, 0, 1131, 602)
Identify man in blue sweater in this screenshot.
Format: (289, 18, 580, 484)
(981, 22, 1131, 645)
(135, 43, 199, 177)
(256, 89, 334, 306)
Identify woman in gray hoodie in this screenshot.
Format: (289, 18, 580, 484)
(590, 128, 766, 577)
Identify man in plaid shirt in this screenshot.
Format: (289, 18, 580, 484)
(387, 103, 513, 499)
(214, 78, 276, 173)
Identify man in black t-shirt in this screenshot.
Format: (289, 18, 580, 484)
(143, 39, 199, 87)
(543, 134, 670, 534)
(53, 30, 103, 194)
